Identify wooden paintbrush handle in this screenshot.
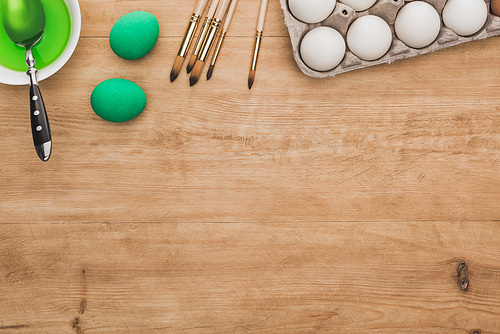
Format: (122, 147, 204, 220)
(257, 0, 269, 32)
(207, 0, 220, 18)
(215, 0, 231, 20)
(223, 0, 239, 32)
(194, 0, 209, 15)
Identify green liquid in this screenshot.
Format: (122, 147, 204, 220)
(0, 0, 71, 72)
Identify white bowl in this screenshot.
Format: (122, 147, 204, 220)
(0, 0, 81, 85)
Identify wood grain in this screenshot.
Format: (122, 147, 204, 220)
(0, 222, 499, 333)
(0, 35, 499, 223)
(0, 0, 499, 332)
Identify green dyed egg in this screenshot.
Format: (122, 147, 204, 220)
(91, 79, 147, 122)
(109, 11, 159, 60)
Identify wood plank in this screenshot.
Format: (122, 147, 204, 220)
(1, 35, 499, 223)
(0, 222, 499, 333)
(1, 0, 500, 224)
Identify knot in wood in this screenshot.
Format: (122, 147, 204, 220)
(457, 261, 469, 291)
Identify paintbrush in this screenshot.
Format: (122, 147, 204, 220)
(189, 0, 231, 86)
(207, 0, 239, 80)
(170, 0, 209, 82)
(248, 0, 268, 89)
(186, 0, 220, 74)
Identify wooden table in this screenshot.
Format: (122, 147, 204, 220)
(1, 0, 499, 332)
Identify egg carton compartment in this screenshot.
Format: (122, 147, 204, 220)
(280, 0, 500, 78)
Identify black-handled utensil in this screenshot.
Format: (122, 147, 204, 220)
(28, 64, 51, 160)
(2, 0, 52, 161)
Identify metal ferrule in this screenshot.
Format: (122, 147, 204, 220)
(193, 16, 212, 57)
(27, 68, 38, 85)
(210, 31, 226, 66)
(178, 13, 201, 57)
(250, 31, 263, 71)
(198, 18, 221, 62)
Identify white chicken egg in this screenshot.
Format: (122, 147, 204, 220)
(300, 27, 346, 71)
(339, 0, 378, 12)
(347, 15, 392, 60)
(395, 1, 441, 48)
(288, 0, 337, 24)
(443, 0, 488, 36)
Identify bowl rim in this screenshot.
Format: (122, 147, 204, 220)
(0, 0, 81, 86)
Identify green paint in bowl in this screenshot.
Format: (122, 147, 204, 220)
(0, 0, 71, 72)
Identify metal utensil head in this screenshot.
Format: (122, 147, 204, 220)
(2, 0, 46, 48)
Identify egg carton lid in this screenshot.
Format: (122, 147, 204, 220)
(280, 0, 500, 78)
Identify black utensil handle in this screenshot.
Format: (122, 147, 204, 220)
(29, 84, 51, 146)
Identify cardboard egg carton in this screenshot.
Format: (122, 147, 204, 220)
(280, 0, 500, 78)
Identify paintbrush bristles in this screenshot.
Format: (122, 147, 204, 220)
(247, 0, 269, 89)
(207, 65, 215, 81)
(170, 56, 184, 82)
(248, 70, 255, 90)
(189, 60, 204, 86)
(186, 54, 197, 74)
